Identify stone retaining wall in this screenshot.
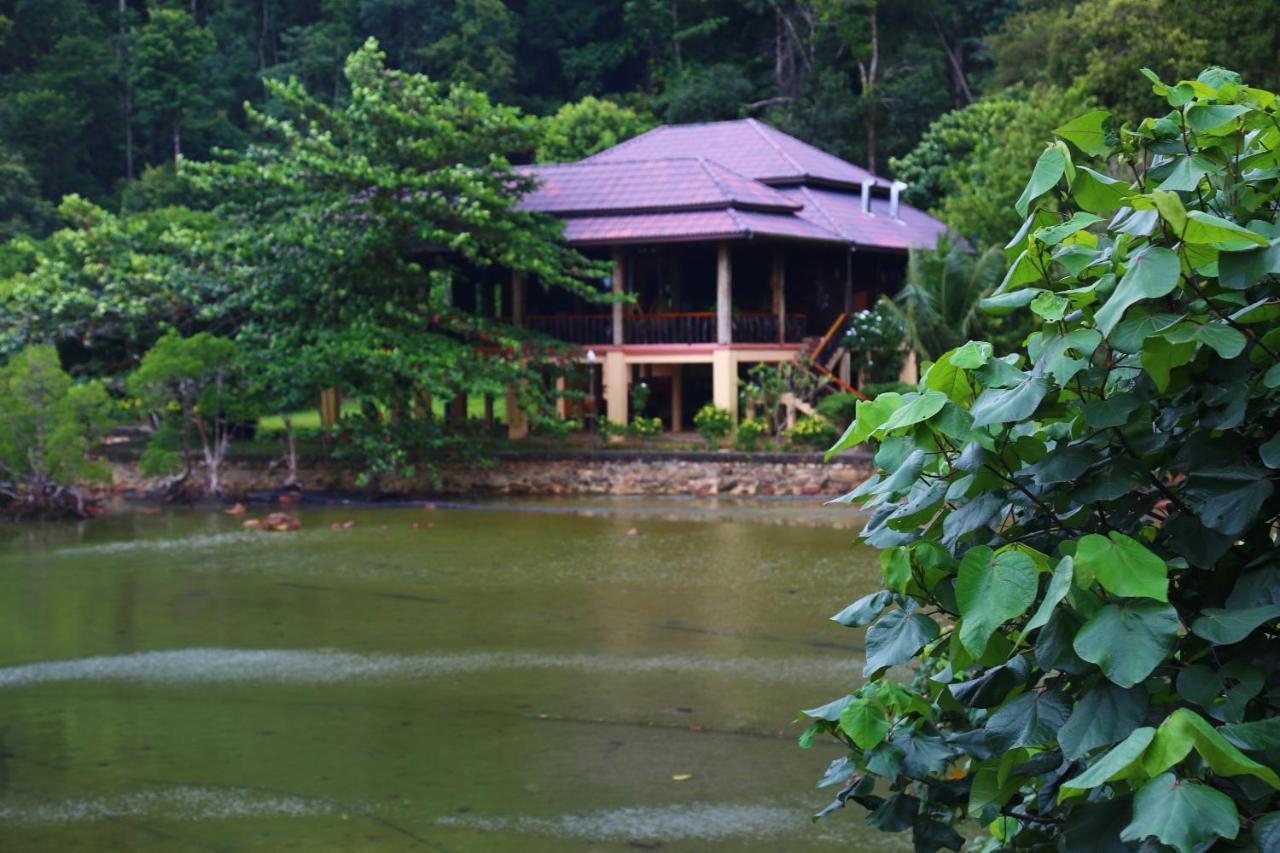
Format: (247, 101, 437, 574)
(106, 449, 874, 499)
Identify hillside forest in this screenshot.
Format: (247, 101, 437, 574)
(1, 0, 1276, 245)
(1, 0, 1278, 503)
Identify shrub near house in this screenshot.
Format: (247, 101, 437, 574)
(804, 68, 1280, 853)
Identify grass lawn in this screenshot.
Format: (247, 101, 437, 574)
(256, 396, 508, 434)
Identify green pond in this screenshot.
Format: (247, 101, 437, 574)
(0, 498, 889, 852)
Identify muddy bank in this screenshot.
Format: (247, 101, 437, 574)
(102, 448, 874, 500)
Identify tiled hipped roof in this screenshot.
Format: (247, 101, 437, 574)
(518, 118, 947, 250)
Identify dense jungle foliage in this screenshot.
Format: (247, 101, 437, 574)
(1, 0, 1277, 492)
(810, 69, 1280, 851)
(0, 0, 1276, 235)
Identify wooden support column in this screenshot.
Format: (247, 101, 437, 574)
(555, 376, 569, 419)
(448, 394, 467, 425)
(319, 388, 342, 427)
(511, 272, 525, 326)
(612, 248, 625, 346)
(506, 272, 529, 440)
(844, 251, 855, 314)
(670, 365, 683, 431)
(483, 395, 494, 429)
(771, 248, 786, 343)
(716, 242, 732, 345)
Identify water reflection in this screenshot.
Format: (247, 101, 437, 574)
(0, 499, 884, 852)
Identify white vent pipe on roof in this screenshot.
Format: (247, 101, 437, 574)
(860, 179, 874, 214)
(889, 180, 908, 220)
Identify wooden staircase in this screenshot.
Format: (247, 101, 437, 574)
(795, 313, 866, 402)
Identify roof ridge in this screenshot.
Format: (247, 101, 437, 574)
(795, 186, 848, 240)
(530, 156, 721, 169)
(697, 157, 735, 200)
(723, 204, 749, 235)
(699, 158, 805, 210)
(580, 124, 670, 162)
(745, 118, 807, 178)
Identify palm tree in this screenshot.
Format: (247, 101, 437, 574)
(880, 234, 1006, 361)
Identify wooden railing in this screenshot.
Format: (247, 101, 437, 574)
(522, 312, 807, 345)
(804, 312, 864, 398)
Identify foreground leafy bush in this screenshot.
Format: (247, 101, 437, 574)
(816, 392, 862, 428)
(805, 68, 1280, 852)
(693, 404, 732, 449)
(788, 415, 838, 450)
(629, 415, 663, 437)
(734, 417, 768, 452)
(0, 345, 112, 517)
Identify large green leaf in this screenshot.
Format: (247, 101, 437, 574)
(839, 699, 889, 750)
(983, 688, 1070, 751)
(1222, 717, 1280, 751)
(830, 590, 894, 627)
(1219, 237, 1280, 289)
(1182, 210, 1269, 247)
(1058, 683, 1150, 760)
(863, 607, 939, 677)
(1017, 556, 1074, 642)
(1082, 393, 1141, 429)
(1035, 212, 1103, 246)
(1190, 604, 1280, 645)
(1155, 154, 1219, 192)
(1070, 166, 1132, 214)
(956, 546, 1039, 656)
(969, 375, 1050, 428)
(1059, 726, 1156, 800)
(1185, 103, 1251, 133)
(1185, 467, 1275, 538)
(1094, 247, 1181, 336)
(949, 340, 994, 369)
(1143, 708, 1280, 788)
(825, 393, 903, 459)
(1054, 110, 1113, 157)
(1072, 532, 1169, 602)
(875, 389, 949, 436)
(1073, 601, 1179, 687)
(1253, 813, 1280, 853)
(1016, 147, 1067, 217)
(1120, 773, 1240, 853)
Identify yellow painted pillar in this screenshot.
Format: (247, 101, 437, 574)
(712, 348, 737, 423)
(900, 349, 919, 385)
(603, 351, 628, 428)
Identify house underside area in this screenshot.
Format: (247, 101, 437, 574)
(476, 240, 908, 434)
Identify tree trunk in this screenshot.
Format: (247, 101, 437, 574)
(172, 120, 182, 163)
(863, 2, 879, 174)
(281, 413, 299, 488)
(670, 1, 683, 73)
(927, 7, 974, 107)
(117, 0, 134, 181)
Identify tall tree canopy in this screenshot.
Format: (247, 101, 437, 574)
(182, 39, 600, 475)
